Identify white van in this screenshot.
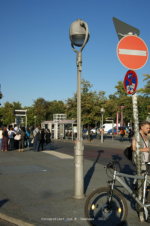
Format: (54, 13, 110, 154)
(102, 123, 120, 134)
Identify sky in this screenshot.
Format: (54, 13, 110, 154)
(0, 0, 150, 108)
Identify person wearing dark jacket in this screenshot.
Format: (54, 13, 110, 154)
(46, 129, 51, 151)
(19, 127, 26, 152)
(38, 129, 45, 151)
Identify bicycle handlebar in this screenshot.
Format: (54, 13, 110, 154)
(104, 159, 119, 169)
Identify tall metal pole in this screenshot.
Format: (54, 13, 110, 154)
(116, 111, 118, 134)
(25, 113, 27, 130)
(70, 19, 89, 199)
(101, 113, 103, 143)
(100, 117, 101, 140)
(74, 51, 84, 199)
(132, 92, 144, 221)
(112, 120, 114, 140)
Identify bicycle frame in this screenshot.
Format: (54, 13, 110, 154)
(109, 169, 150, 220)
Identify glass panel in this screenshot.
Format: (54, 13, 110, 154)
(72, 34, 85, 46)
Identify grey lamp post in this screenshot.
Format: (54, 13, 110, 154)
(69, 19, 90, 199)
(101, 108, 105, 143)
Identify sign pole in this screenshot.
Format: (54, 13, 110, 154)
(124, 70, 144, 221)
(114, 19, 148, 222)
(132, 92, 144, 221)
(112, 120, 114, 140)
(101, 113, 103, 143)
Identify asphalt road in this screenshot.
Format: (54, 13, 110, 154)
(0, 138, 139, 226)
(51, 139, 136, 175)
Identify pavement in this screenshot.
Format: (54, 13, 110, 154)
(0, 134, 149, 226)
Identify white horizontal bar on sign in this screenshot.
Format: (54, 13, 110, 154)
(119, 49, 147, 56)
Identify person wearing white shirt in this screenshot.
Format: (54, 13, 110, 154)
(8, 127, 16, 151)
(14, 124, 18, 132)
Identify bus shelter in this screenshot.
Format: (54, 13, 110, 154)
(41, 119, 77, 140)
(58, 119, 77, 140)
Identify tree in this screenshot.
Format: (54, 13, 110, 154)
(108, 94, 117, 100)
(48, 100, 66, 120)
(24, 106, 35, 126)
(32, 98, 50, 125)
(0, 101, 22, 125)
(137, 73, 150, 96)
(66, 79, 107, 141)
(114, 81, 127, 98)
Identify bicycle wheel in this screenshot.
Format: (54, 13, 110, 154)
(84, 187, 128, 226)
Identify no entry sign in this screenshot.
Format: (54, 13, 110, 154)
(124, 70, 138, 94)
(117, 35, 148, 70)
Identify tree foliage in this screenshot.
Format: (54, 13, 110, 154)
(66, 79, 107, 140)
(114, 81, 127, 98)
(0, 73, 150, 128)
(137, 74, 150, 96)
(0, 101, 22, 125)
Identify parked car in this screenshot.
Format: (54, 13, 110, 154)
(83, 129, 88, 133)
(108, 126, 129, 135)
(90, 127, 97, 134)
(107, 127, 117, 134)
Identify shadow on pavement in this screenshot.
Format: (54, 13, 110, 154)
(23, 143, 63, 152)
(84, 150, 104, 195)
(0, 199, 9, 208)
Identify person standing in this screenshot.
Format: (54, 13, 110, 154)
(25, 127, 30, 148)
(120, 127, 125, 142)
(128, 128, 134, 142)
(132, 121, 150, 189)
(33, 125, 40, 152)
(14, 124, 17, 131)
(132, 121, 150, 165)
(1, 126, 8, 151)
(18, 127, 26, 152)
(46, 129, 51, 150)
(38, 128, 45, 151)
(8, 127, 16, 151)
(0, 127, 2, 150)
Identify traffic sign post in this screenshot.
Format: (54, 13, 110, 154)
(124, 70, 138, 95)
(114, 17, 149, 220)
(117, 35, 148, 70)
(113, 17, 140, 41)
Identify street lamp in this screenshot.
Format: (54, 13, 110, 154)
(69, 19, 90, 199)
(101, 108, 105, 143)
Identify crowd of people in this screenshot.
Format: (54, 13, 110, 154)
(33, 125, 51, 152)
(0, 124, 51, 152)
(119, 127, 135, 142)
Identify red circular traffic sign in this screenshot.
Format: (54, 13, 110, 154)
(117, 35, 148, 70)
(124, 70, 138, 94)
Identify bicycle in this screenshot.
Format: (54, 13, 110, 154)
(84, 159, 150, 226)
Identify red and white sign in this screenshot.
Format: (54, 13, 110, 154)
(117, 35, 148, 70)
(124, 70, 138, 94)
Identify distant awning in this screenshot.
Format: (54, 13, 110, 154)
(59, 120, 77, 124)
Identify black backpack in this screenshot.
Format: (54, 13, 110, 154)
(124, 146, 132, 160)
(37, 132, 41, 141)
